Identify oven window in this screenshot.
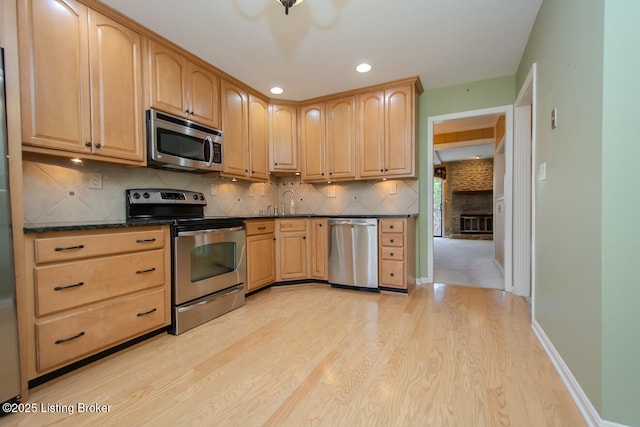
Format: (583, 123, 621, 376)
(190, 242, 236, 282)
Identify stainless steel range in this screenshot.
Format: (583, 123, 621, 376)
(126, 189, 246, 334)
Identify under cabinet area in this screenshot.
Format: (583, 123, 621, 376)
(18, 0, 145, 164)
(22, 226, 171, 380)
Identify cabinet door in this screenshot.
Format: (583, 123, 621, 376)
(88, 10, 144, 162)
(358, 91, 385, 178)
(246, 234, 276, 292)
(221, 80, 249, 177)
(248, 95, 269, 181)
(385, 85, 415, 177)
(309, 218, 328, 280)
(148, 41, 188, 118)
(300, 103, 326, 182)
(326, 96, 356, 180)
(270, 104, 298, 172)
(19, 0, 91, 153)
(187, 62, 220, 128)
(277, 233, 307, 281)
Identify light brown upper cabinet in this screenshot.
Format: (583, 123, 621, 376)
(147, 41, 220, 129)
(220, 80, 269, 182)
(248, 95, 270, 181)
(326, 96, 357, 181)
(269, 103, 298, 173)
(359, 84, 416, 179)
(18, 0, 145, 164)
(299, 103, 326, 182)
(220, 80, 249, 178)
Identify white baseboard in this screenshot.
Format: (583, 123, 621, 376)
(416, 277, 432, 285)
(532, 321, 629, 427)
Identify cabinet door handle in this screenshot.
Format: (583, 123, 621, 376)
(390, 273, 395, 277)
(95, 143, 101, 148)
(389, 225, 394, 229)
(85, 141, 92, 147)
(136, 267, 156, 274)
(390, 253, 394, 257)
(137, 308, 157, 317)
(390, 239, 394, 243)
(54, 244, 85, 252)
(55, 331, 85, 345)
(54, 282, 85, 291)
(136, 238, 156, 243)
(257, 226, 266, 230)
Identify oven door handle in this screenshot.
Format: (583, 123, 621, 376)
(177, 226, 245, 237)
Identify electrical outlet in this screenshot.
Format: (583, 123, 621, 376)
(248, 186, 255, 197)
(210, 184, 218, 196)
(89, 172, 102, 189)
(327, 186, 336, 198)
(389, 183, 398, 195)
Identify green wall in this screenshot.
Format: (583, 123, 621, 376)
(601, 0, 640, 424)
(516, 0, 611, 422)
(416, 76, 516, 280)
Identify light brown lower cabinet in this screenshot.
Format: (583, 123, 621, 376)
(309, 218, 328, 280)
(245, 220, 276, 293)
(276, 219, 308, 281)
(22, 225, 171, 382)
(378, 217, 416, 291)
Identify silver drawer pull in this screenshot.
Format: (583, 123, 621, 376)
(137, 308, 157, 317)
(136, 238, 157, 243)
(53, 282, 85, 291)
(54, 244, 85, 252)
(55, 331, 85, 344)
(136, 267, 156, 274)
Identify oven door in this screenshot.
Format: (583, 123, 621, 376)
(174, 227, 246, 305)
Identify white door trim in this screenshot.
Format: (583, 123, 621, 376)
(426, 105, 514, 291)
(513, 63, 537, 311)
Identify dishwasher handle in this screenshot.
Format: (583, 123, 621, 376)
(329, 221, 377, 227)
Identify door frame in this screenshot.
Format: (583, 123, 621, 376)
(426, 105, 514, 291)
(513, 64, 537, 310)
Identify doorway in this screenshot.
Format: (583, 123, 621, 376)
(426, 105, 514, 291)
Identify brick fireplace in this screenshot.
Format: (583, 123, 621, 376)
(446, 159, 494, 240)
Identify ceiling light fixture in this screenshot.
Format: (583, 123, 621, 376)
(275, 0, 303, 15)
(270, 86, 284, 95)
(356, 63, 372, 73)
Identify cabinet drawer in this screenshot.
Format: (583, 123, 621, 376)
(35, 250, 165, 316)
(36, 288, 165, 372)
(277, 219, 307, 232)
(34, 230, 165, 263)
(381, 247, 404, 261)
(380, 219, 405, 233)
(380, 234, 404, 247)
(245, 220, 275, 236)
(380, 261, 405, 288)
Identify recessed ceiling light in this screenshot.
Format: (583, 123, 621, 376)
(270, 86, 284, 95)
(356, 63, 372, 73)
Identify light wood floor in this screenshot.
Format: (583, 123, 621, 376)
(1, 283, 585, 426)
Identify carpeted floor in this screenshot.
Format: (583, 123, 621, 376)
(433, 237, 504, 290)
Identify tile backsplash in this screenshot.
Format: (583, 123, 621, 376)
(23, 160, 419, 225)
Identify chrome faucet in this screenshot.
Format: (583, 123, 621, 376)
(281, 189, 296, 215)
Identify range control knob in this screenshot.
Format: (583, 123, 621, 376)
(193, 194, 199, 200)
(143, 192, 150, 199)
(132, 192, 141, 199)
(199, 195, 205, 201)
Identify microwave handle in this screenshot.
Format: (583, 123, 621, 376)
(204, 136, 213, 167)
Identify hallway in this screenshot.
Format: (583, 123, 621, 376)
(433, 237, 504, 289)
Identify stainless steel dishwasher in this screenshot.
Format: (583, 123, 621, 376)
(328, 218, 378, 290)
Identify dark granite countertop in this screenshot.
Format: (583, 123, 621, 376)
(23, 219, 174, 233)
(24, 214, 418, 233)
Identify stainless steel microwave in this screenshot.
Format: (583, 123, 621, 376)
(147, 109, 223, 173)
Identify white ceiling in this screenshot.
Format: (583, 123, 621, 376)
(100, 0, 542, 101)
